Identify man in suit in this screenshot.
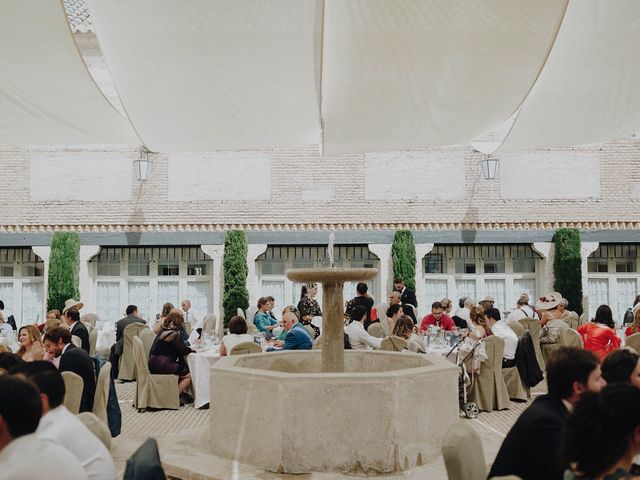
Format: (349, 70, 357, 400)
(43, 326, 97, 413)
(109, 305, 145, 379)
(394, 277, 417, 308)
(273, 312, 312, 350)
(63, 308, 89, 354)
(488, 347, 606, 480)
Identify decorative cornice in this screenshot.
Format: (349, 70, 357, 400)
(1, 221, 640, 233)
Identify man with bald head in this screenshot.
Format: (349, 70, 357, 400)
(389, 291, 417, 324)
(273, 312, 312, 350)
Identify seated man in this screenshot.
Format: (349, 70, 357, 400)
(420, 301, 456, 332)
(0, 375, 87, 480)
(63, 308, 90, 354)
(109, 304, 145, 378)
(345, 306, 382, 350)
(271, 312, 312, 350)
(10, 361, 116, 480)
(489, 347, 606, 480)
(389, 291, 416, 324)
(483, 308, 518, 368)
(43, 327, 96, 413)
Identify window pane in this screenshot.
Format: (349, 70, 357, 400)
(588, 278, 609, 317)
(513, 258, 536, 273)
(158, 262, 179, 276)
(187, 262, 208, 276)
(455, 280, 476, 304)
(21, 283, 44, 326)
(128, 259, 150, 276)
(97, 281, 121, 322)
(616, 261, 636, 273)
(425, 254, 446, 274)
(483, 279, 506, 312)
(158, 282, 179, 308)
(128, 282, 150, 321)
(0, 265, 14, 277)
(187, 282, 210, 314)
(617, 278, 636, 325)
(455, 260, 476, 274)
(424, 279, 448, 307)
(588, 259, 608, 273)
(483, 260, 505, 274)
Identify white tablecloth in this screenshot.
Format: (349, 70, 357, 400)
(96, 330, 116, 350)
(186, 349, 221, 408)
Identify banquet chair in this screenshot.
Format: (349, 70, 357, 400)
(507, 320, 525, 337)
(230, 342, 261, 355)
(183, 321, 192, 336)
(246, 306, 258, 323)
(626, 333, 640, 352)
(139, 328, 156, 359)
(77, 412, 111, 449)
(202, 314, 216, 332)
(561, 328, 583, 349)
(303, 324, 316, 340)
(367, 322, 385, 338)
(81, 313, 99, 328)
(132, 336, 180, 411)
(518, 318, 545, 370)
(123, 438, 165, 480)
(118, 322, 148, 381)
(442, 419, 487, 480)
(563, 312, 580, 330)
(502, 364, 528, 402)
(89, 326, 98, 356)
(471, 335, 510, 411)
(380, 336, 408, 352)
(93, 361, 111, 426)
(61, 371, 84, 414)
(71, 334, 82, 349)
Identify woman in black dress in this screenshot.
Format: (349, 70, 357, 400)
(148, 309, 195, 403)
(297, 283, 322, 338)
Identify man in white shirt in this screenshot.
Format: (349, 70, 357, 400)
(345, 306, 382, 350)
(11, 361, 116, 480)
(507, 293, 540, 322)
(0, 375, 87, 480)
(181, 299, 202, 330)
(484, 308, 518, 368)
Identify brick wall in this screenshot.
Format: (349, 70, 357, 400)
(2, 139, 640, 231)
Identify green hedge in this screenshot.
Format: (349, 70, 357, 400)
(222, 230, 249, 329)
(391, 230, 417, 305)
(47, 232, 80, 312)
(553, 228, 583, 315)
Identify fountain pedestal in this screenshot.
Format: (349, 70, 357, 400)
(287, 268, 377, 372)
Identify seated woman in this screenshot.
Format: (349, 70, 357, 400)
(15, 325, 45, 362)
(469, 306, 490, 338)
(148, 310, 195, 404)
(601, 349, 640, 388)
(153, 302, 174, 334)
(626, 308, 640, 338)
(385, 304, 404, 335)
(254, 297, 278, 334)
(219, 316, 255, 356)
(578, 305, 621, 360)
(561, 384, 640, 480)
(392, 315, 425, 353)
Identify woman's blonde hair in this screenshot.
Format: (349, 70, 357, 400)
(15, 324, 44, 358)
(470, 306, 491, 335)
(631, 308, 640, 335)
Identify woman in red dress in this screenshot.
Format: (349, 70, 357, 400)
(577, 305, 621, 361)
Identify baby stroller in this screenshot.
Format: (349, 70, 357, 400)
(445, 335, 484, 419)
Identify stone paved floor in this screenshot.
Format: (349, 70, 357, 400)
(111, 380, 547, 479)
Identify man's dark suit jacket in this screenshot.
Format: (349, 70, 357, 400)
(116, 315, 145, 342)
(70, 321, 90, 353)
(400, 288, 417, 308)
(488, 394, 569, 480)
(59, 343, 96, 413)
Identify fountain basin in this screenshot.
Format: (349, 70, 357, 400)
(209, 350, 458, 474)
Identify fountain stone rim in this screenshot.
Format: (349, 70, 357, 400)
(286, 267, 378, 283)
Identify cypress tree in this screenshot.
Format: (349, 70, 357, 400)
(553, 228, 583, 315)
(222, 230, 250, 329)
(47, 232, 81, 311)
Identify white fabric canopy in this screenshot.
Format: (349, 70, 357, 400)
(0, 0, 137, 146)
(321, 0, 568, 154)
(498, 0, 640, 152)
(88, 0, 322, 152)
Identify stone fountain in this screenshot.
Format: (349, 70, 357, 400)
(208, 237, 458, 474)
